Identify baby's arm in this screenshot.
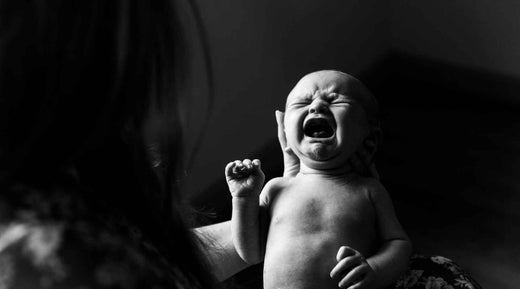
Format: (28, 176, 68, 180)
(226, 159, 266, 264)
(330, 179, 411, 289)
(366, 180, 412, 288)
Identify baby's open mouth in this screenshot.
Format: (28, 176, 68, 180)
(303, 118, 335, 138)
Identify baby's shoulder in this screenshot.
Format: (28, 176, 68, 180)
(263, 177, 292, 194)
(349, 174, 385, 195)
(353, 175, 389, 202)
(354, 175, 382, 188)
(260, 177, 291, 205)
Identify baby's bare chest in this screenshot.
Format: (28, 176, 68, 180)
(263, 179, 378, 289)
(268, 181, 375, 236)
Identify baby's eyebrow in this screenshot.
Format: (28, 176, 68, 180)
(325, 91, 349, 100)
(290, 93, 313, 101)
(325, 92, 339, 99)
(329, 89, 360, 100)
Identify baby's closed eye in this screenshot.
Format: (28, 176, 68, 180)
(289, 98, 312, 107)
(331, 100, 351, 105)
(289, 101, 310, 108)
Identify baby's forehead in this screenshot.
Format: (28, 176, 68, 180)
(287, 71, 367, 101)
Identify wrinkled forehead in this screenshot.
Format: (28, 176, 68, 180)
(287, 70, 374, 106)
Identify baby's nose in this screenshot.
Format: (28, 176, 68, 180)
(308, 98, 329, 114)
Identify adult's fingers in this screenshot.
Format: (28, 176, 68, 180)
(368, 163, 380, 180)
(276, 110, 300, 177)
(364, 137, 377, 154)
(356, 144, 373, 168)
(349, 152, 366, 175)
(282, 149, 300, 177)
(275, 110, 287, 149)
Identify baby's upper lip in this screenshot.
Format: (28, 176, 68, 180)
(303, 115, 335, 129)
(302, 115, 336, 139)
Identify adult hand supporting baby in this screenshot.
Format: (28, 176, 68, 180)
(275, 110, 378, 178)
(275, 110, 300, 177)
(350, 137, 380, 180)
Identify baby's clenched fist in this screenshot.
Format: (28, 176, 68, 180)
(225, 159, 265, 198)
(330, 246, 375, 289)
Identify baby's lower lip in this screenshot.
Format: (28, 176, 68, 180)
(304, 135, 335, 142)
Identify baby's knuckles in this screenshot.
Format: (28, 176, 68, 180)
(228, 175, 264, 198)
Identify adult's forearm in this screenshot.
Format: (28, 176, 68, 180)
(193, 221, 250, 281)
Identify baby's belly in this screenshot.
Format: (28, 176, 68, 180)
(263, 233, 341, 289)
(264, 220, 375, 289)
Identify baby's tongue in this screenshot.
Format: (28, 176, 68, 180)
(312, 131, 328, 138)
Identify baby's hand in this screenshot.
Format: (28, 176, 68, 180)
(330, 246, 375, 289)
(225, 159, 265, 198)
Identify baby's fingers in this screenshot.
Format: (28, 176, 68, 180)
(336, 246, 357, 261)
(226, 159, 263, 179)
(330, 256, 359, 279)
(225, 161, 239, 180)
(242, 159, 264, 175)
(225, 160, 247, 178)
(233, 159, 252, 175)
(338, 264, 370, 289)
(341, 276, 371, 289)
(242, 159, 253, 170)
(252, 159, 262, 172)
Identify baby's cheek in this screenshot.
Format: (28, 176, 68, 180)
(285, 121, 301, 141)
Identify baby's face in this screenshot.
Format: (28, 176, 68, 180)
(284, 70, 373, 170)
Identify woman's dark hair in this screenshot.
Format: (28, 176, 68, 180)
(0, 0, 214, 287)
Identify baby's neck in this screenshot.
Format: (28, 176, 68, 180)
(298, 162, 354, 178)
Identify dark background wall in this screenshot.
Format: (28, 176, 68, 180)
(368, 54, 520, 289)
(181, 1, 520, 289)
(388, 1, 520, 81)
(183, 0, 388, 197)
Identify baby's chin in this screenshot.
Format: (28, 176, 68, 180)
(300, 158, 352, 174)
(306, 147, 333, 162)
(300, 142, 338, 161)
(300, 152, 348, 171)
(296, 143, 356, 171)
